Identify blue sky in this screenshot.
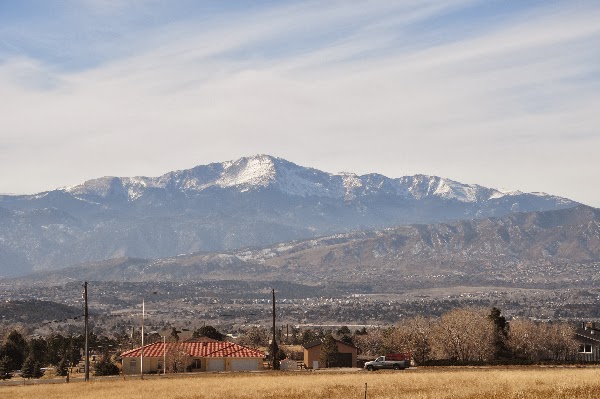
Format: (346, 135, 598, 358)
(1, 1, 599, 206)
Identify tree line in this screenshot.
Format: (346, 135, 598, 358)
(0, 306, 584, 380)
(0, 324, 231, 379)
(0, 328, 121, 380)
(237, 307, 580, 365)
(352, 307, 579, 364)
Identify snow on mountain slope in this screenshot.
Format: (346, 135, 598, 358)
(216, 155, 276, 190)
(63, 154, 562, 205)
(1, 154, 582, 276)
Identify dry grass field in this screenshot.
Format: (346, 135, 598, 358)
(2, 367, 600, 399)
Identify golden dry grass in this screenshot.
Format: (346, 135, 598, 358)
(2, 367, 600, 399)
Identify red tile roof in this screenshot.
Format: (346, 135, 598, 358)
(121, 341, 264, 359)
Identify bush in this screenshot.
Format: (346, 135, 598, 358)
(94, 356, 120, 376)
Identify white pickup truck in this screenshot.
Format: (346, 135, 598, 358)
(364, 353, 410, 371)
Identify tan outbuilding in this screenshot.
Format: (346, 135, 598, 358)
(303, 338, 358, 369)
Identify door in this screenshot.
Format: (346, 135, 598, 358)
(230, 359, 258, 371)
(332, 353, 353, 367)
(206, 358, 225, 372)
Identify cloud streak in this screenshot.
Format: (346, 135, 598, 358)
(0, 1, 599, 207)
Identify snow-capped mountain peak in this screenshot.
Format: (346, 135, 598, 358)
(62, 155, 576, 208)
(216, 155, 277, 190)
(1, 154, 581, 276)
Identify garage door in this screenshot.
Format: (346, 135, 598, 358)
(332, 353, 353, 368)
(206, 359, 225, 372)
(230, 359, 258, 371)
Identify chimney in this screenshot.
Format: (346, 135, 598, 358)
(586, 322, 597, 330)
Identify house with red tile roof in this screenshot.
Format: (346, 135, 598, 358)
(121, 341, 265, 374)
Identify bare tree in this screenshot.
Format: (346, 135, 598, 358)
(540, 322, 577, 361)
(378, 316, 434, 365)
(402, 316, 434, 364)
(507, 319, 577, 362)
(432, 308, 495, 362)
(353, 328, 387, 357)
(237, 326, 269, 348)
(506, 318, 538, 361)
(165, 345, 191, 373)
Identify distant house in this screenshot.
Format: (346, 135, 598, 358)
(303, 339, 358, 369)
(575, 322, 600, 362)
(121, 341, 264, 374)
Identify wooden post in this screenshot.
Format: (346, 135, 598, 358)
(364, 383, 367, 399)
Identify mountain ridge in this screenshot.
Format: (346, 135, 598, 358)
(60, 155, 570, 205)
(0, 154, 580, 277)
(11, 205, 600, 290)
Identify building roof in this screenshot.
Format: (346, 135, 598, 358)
(303, 338, 358, 350)
(121, 341, 264, 358)
(575, 328, 600, 343)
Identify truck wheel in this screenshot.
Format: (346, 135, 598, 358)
(393, 364, 401, 370)
(367, 365, 374, 371)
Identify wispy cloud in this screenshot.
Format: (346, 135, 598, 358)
(0, 1, 599, 206)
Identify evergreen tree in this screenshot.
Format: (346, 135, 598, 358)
(274, 347, 286, 370)
(56, 356, 69, 377)
(339, 335, 355, 346)
(33, 361, 44, 379)
(170, 327, 180, 342)
(337, 326, 354, 346)
(193, 325, 223, 341)
(355, 327, 368, 336)
(337, 326, 351, 336)
(488, 307, 511, 360)
(0, 355, 12, 380)
(301, 329, 318, 344)
(28, 337, 48, 368)
(20, 355, 35, 379)
(269, 339, 286, 370)
(2, 330, 27, 371)
(319, 334, 339, 368)
(46, 334, 68, 366)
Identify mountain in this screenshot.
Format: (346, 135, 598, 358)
(0, 155, 578, 277)
(15, 205, 600, 290)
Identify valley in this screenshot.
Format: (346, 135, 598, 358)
(2, 279, 599, 339)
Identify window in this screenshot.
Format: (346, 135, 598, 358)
(579, 344, 593, 353)
(192, 359, 202, 369)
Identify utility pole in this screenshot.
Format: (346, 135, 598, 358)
(141, 298, 145, 380)
(272, 288, 276, 370)
(83, 281, 89, 382)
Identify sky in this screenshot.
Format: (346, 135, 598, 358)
(0, 0, 599, 206)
